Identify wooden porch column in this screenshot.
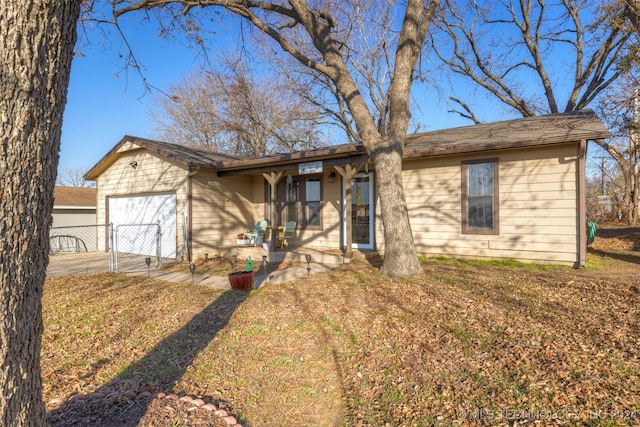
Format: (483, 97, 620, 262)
(334, 160, 366, 259)
(263, 171, 283, 253)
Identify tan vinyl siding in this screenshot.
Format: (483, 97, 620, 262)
(404, 143, 580, 265)
(190, 171, 256, 257)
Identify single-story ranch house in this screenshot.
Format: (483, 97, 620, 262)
(84, 110, 609, 267)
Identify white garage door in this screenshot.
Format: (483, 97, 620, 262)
(109, 194, 176, 259)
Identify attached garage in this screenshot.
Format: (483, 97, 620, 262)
(84, 136, 239, 262)
(108, 193, 177, 259)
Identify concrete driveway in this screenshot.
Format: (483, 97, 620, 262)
(46, 252, 112, 277)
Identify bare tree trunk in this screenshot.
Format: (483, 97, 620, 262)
(373, 138, 423, 278)
(630, 90, 639, 225)
(0, 1, 81, 425)
(630, 175, 638, 224)
(113, 0, 438, 277)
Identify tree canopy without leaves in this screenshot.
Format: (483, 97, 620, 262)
(430, 0, 639, 225)
(430, 0, 636, 121)
(595, 74, 640, 224)
(112, 0, 440, 278)
(151, 59, 328, 157)
(56, 166, 96, 188)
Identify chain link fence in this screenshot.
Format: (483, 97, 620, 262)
(48, 224, 114, 276)
(48, 222, 170, 274)
(587, 195, 623, 224)
(49, 224, 106, 254)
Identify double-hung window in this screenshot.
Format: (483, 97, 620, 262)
(305, 178, 321, 227)
(267, 175, 322, 228)
(462, 159, 499, 234)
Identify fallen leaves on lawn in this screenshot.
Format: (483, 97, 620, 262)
(42, 227, 640, 426)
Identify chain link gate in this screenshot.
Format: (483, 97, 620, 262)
(114, 222, 162, 273)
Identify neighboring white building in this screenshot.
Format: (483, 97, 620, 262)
(52, 186, 96, 228)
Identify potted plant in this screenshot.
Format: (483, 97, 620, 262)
(228, 256, 255, 291)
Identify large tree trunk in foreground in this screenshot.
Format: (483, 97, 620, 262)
(373, 139, 423, 278)
(0, 1, 81, 425)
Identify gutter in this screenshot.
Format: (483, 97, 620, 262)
(577, 139, 587, 268)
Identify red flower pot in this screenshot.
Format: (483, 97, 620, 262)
(228, 271, 255, 291)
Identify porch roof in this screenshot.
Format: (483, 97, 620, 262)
(214, 109, 608, 174)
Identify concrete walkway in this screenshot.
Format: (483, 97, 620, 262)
(131, 263, 334, 290)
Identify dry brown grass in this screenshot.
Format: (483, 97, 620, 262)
(43, 228, 640, 426)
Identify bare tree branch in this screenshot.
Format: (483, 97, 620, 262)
(56, 166, 96, 188)
(594, 74, 640, 224)
(448, 96, 481, 123)
(430, 0, 633, 120)
(151, 57, 327, 156)
(108, 0, 441, 277)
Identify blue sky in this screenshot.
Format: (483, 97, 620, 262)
(60, 18, 208, 172)
(60, 15, 502, 175)
(59, 10, 601, 177)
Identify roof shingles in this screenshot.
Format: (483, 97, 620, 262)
(85, 110, 609, 179)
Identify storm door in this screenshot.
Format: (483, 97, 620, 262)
(343, 173, 374, 250)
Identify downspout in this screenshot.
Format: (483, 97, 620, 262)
(577, 140, 587, 268)
(187, 164, 200, 262)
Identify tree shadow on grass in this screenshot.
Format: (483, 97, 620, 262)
(47, 289, 249, 427)
(588, 247, 640, 265)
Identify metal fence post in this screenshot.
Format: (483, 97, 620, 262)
(108, 222, 114, 273)
(156, 221, 162, 267)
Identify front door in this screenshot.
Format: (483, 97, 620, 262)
(343, 173, 374, 250)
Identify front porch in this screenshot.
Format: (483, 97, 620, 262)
(201, 244, 351, 266)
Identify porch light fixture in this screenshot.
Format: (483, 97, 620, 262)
(328, 171, 336, 183)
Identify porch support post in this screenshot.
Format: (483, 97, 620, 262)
(263, 172, 283, 253)
(334, 159, 366, 259)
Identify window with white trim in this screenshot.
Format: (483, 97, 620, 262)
(462, 159, 499, 234)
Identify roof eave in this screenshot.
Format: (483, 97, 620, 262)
(404, 131, 610, 160)
(216, 144, 365, 172)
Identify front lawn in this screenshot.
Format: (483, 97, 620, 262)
(42, 229, 640, 426)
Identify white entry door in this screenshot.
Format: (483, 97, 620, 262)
(343, 173, 374, 250)
(108, 194, 177, 259)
